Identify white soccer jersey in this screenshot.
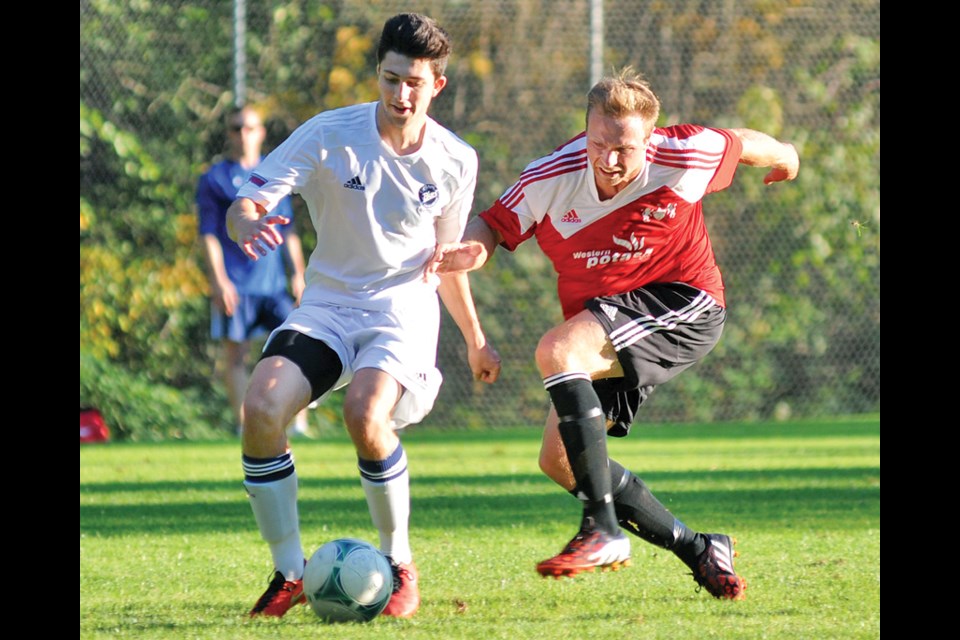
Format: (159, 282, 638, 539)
(480, 125, 742, 319)
(237, 102, 478, 312)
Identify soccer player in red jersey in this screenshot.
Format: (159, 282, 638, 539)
(429, 67, 799, 599)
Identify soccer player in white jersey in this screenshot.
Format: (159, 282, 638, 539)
(430, 67, 799, 600)
(227, 13, 501, 619)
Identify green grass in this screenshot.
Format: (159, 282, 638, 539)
(80, 416, 880, 639)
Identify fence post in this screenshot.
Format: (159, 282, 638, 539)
(589, 0, 603, 86)
(233, 0, 246, 107)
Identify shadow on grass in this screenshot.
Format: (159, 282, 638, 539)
(80, 465, 879, 537)
(78, 464, 878, 495)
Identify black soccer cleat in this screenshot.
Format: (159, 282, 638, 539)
(691, 533, 746, 600)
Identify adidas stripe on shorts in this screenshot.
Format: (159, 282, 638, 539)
(584, 281, 725, 436)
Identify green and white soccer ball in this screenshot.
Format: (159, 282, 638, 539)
(303, 538, 393, 623)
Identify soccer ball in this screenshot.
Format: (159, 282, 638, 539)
(303, 538, 394, 623)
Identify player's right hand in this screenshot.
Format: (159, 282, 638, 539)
(235, 215, 290, 260)
(424, 242, 486, 280)
(763, 143, 800, 185)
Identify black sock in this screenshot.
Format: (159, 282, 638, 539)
(545, 373, 619, 535)
(571, 459, 706, 568)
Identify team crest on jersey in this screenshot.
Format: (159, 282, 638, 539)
(642, 202, 676, 222)
(419, 184, 439, 207)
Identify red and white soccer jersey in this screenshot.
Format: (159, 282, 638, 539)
(480, 125, 743, 319)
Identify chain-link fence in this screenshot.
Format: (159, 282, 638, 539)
(80, 0, 880, 432)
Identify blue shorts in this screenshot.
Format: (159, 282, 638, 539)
(210, 292, 295, 343)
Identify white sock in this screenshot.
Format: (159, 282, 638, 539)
(242, 453, 304, 580)
(358, 444, 412, 565)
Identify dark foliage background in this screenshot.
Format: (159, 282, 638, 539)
(80, 0, 879, 438)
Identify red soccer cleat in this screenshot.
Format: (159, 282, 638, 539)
(536, 529, 631, 578)
(248, 570, 306, 618)
(382, 559, 420, 618)
(692, 534, 747, 600)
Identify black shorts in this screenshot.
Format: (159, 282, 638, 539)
(584, 282, 726, 437)
(260, 330, 343, 403)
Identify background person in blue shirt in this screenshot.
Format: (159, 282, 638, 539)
(197, 106, 308, 436)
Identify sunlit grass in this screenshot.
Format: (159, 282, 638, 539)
(80, 417, 880, 639)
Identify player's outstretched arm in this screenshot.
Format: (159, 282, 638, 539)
(426, 216, 502, 277)
(226, 197, 290, 261)
(731, 128, 800, 185)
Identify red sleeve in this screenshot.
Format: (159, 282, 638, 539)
(706, 128, 743, 194)
(478, 200, 536, 252)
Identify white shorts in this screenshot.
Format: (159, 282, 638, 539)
(271, 300, 442, 429)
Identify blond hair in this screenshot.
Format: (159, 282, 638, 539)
(586, 67, 660, 130)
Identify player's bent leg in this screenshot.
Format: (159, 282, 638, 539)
(244, 455, 308, 617)
(538, 409, 575, 490)
(535, 385, 631, 579)
(343, 369, 420, 618)
(342, 368, 403, 459)
(242, 356, 312, 458)
(241, 356, 313, 617)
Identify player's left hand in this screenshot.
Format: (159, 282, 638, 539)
(468, 342, 502, 384)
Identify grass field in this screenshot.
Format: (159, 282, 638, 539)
(80, 416, 880, 639)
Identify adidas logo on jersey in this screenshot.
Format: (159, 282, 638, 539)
(559, 209, 581, 223)
(343, 175, 365, 191)
(599, 303, 618, 322)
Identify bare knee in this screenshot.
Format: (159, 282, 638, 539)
(535, 328, 571, 375)
(343, 399, 393, 455)
(536, 313, 617, 378)
(342, 399, 373, 438)
(243, 388, 292, 435)
(343, 401, 388, 455)
(342, 371, 401, 459)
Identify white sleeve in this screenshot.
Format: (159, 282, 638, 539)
(236, 118, 322, 213)
(435, 150, 478, 244)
